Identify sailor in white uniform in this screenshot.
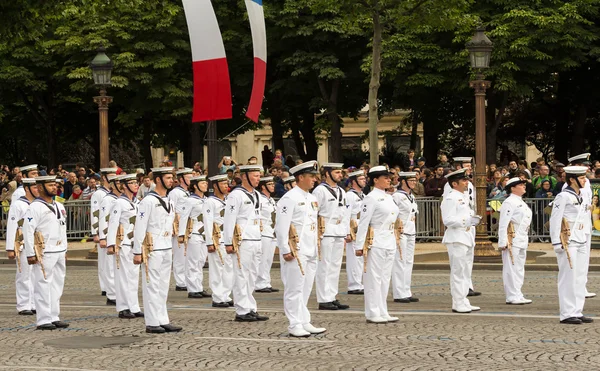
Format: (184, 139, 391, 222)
(170, 168, 193, 291)
(98, 173, 121, 306)
(497, 177, 533, 305)
(345, 170, 366, 295)
(255, 176, 279, 293)
(10, 164, 38, 204)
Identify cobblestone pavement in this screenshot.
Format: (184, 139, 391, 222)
(1, 266, 599, 371)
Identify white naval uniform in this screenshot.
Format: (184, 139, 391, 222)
(178, 193, 208, 294)
(169, 186, 190, 288)
(203, 195, 234, 304)
(443, 181, 476, 291)
(256, 193, 277, 290)
(5, 196, 35, 312)
(275, 186, 319, 332)
(312, 183, 349, 304)
(354, 187, 400, 319)
(345, 189, 364, 292)
(23, 199, 67, 326)
(391, 190, 418, 300)
(90, 186, 109, 293)
(223, 186, 263, 315)
(550, 187, 591, 321)
(441, 189, 477, 312)
(98, 192, 118, 301)
(106, 195, 141, 314)
(497, 193, 532, 302)
(133, 191, 175, 327)
(11, 185, 25, 204)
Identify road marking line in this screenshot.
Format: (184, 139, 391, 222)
(0, 367, 104, 371)
(195, 336, 334, 343)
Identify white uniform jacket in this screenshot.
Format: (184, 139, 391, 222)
(203, 195, 226, 246)
(11, 186, 25, 204)
(168, 186, 189, 217)
(5, 196, 31, 252)
(178, 193, 206, 243)
(106, 195, 138, 248)
(23, 199, 68, 257)
(98, 193, 118, 241)
(354, 187, 400, 251)
(441, 189, 475, 248)
(443, 181, 476, 211)
(312, 183, 349, 237)
(392, 190, 418, 236)
(223, 187, 262, 244)
(259, 194, 276, 239)
(275, 186, 319, 256)
(132, 192, 175, 254)
(345, 189, 364, 224)
(550, 187, 590, 246)
(90, 187, 109, 236)
(497, 194, 532, 248)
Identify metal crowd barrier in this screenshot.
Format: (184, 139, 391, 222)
(0, 197, 554, 241)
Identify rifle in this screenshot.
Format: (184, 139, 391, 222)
(394, 219, 403, 261)
(212, 222, 225, 265)
(232, 224, 242, 269)
(506, 222, 515, 265)
(115, 224, 124, 269)
(560, 218, 573, 269)
(142, 232, 154, 283)
(349, 219, 358, 242)
(363, 226, 374, 273)
(317, 216, 325, 261)
(173, 214, 180, 246)
(33, 231, 47, 280)
(183, 218, 193, 257)
(14, 219, 24, 273)
(288, 224, 304, 276)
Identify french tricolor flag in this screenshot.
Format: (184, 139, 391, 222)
(244, 0, 267, 123)
(183, 0, 232, 122)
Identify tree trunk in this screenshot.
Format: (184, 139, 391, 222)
(300, 109, 319, 161)
(422, 117, 440, 168)
(190, 122, 203, 165)
(142, 120, 153, 171)
(270, 115, 285, 154)
(554, 73, 571, 162)
(485, 91, 507, 165)
(409, 111, 419, 152)
(570, 104, 587, 156)
(368, 4, 382, 166)
(319, 79, 341, 162)
(290, 119, 307, 160)
(45, 117, 57, 169)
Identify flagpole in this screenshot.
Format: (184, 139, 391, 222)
(207, 120, 218, 177)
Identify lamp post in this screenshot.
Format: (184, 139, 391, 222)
(466, 27, 499, 259)
(90, 47, 114, 169)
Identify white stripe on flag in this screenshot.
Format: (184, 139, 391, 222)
(182, 0, 227, 62)
(245, 0, 267, 61)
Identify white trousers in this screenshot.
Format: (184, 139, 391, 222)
(256, 237, 276, 290)
(282, 253, 317, 331)
(316, 236, 344, 303)
(97, 242, 105, 292)
(186, 236, 207, 293)
(502, 246, 527, 302)
(468, 243, 475, 290)
(208, 243, 234, 303)
(364, 247, 395, 319)
(142, 249, 172, 327)
(115, 244, 141, 313)
(446, 243, 472, 311)
(392, 235, 415, 299)
(99, 246, 116, 300)
(584, 234, 592, 295)
(346, 241, 364, 291)
(172, 237, 186, 287)
(15, 249, 35, 311)
(557, 241, 588, 320)
(232, 240, 260, 315)
(33, 251, 66, 326)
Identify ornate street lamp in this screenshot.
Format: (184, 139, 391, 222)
(90, 47, 114, 169)
(466, 27, 499, 259)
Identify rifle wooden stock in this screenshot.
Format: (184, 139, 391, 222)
(184, 218, 193, 257)
(33, 231, 47, 280)
(288, 224, 304, 276)
(14, 225, 23, 273)
(317, 216, 325, 261)
(232, 224, 242, 269)
(506, 222, 515, 265)
(115, 224, 124, 269)
(349, 219, 358, 242)
(363, 226, 374, 273)
(212, 222, 225, 265)
(394, 220, 403, 261)
(560, 218, 573, 269)
(173, 214, 180, 245)
(142, 232, 154, 283)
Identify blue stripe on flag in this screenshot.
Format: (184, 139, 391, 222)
(251, 0, 262, 5)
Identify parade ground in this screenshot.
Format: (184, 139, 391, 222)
(1, 245, 600, 371)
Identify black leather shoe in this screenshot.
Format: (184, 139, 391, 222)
(146, 326, 166, 333)
(333, 300, 350, 310)
(255, 288, 272, 293)
(235, 313, 258, 322)
(32, 310, 36, 314)
(228, 300, 234, 307)
(133, 311, 144, 318)
(269, 287, 280, 292)
(106, 299, 116, 306)
(199, 290, 211, 297)
(18, 310, 34, 316)
(409, 297, 419, 302)
(560, 317, 582, 324)
(161, 323, 182, 332)
(119, 310, 136, 319)
(188, 292, 205, 299)
(318, 302, 338, 310)
(250, 311, 269, 321)
(175, 286, 187, 291)
(52, 321, 69, 328)
(578, 316, 594, 323)
(467, 289, 481, 297)
(394, 298, 411, 303)
(347, 289, 364, 295)
(101, 291, 106, 296)
(212, 302, 230, 308)
(37, 323, 56, 330)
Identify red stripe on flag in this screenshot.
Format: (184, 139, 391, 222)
(192, 58, 232, 122)
(245, 57, 266, 123)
